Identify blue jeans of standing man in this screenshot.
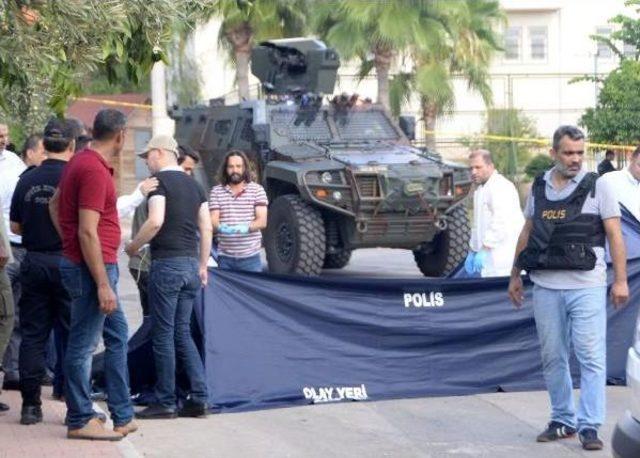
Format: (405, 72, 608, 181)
(217, 253, 262, 272)
(149, 257, 207, 408)
(532, 285, 607, 432)
(60, 259, 133, 429)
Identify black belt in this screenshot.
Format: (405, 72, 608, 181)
(26, 250, 63, 256)
(10, 242, 23, 248)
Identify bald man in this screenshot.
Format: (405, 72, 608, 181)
(465, 149, 524, 277)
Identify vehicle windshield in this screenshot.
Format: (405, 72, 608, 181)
(334, 110, 398, 141)
(269, 108, 399, 144)
(270, 109, 332, 142)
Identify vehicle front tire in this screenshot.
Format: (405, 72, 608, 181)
(413, 204, 470, 277)
(323, 249, 352, 269)
(265, 194, 326, 275)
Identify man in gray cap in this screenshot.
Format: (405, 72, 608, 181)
(126, 135, 211, 419)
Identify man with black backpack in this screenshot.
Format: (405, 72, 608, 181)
(508, 125, 629, 451)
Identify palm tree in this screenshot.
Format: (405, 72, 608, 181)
(390, 0, 504, 149)
(312, 0, 450, 111)
(200, 0, 307, 100)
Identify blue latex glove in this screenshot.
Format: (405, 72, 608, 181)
(472, 250, 488, 273)
(230, 224, 250, 235)
(223, 224, 250, 234)
(218, 224, 235, 235)
(463, 252, 476, 274)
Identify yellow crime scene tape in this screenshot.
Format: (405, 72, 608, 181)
(73, 97, 152, 110)
(72, 98, 637, 152)
(422, 130, 636, 151)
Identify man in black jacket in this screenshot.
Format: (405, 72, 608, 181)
(597, 150, 615, 176)
(10, 118, 75, 424)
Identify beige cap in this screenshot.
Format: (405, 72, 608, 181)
(139, 134, 178, 158)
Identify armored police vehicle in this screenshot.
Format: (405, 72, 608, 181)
(172, 38, 471, 276)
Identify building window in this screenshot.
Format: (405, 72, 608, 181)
(505, 27, 521, 60)
(596, 27, 612, 58)
(623, 42, 636, 58)
(529, 26, 548, 60)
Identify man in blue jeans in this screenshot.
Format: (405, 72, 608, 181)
(508, 125, 629, 451)
(51, 109, 136, 440)
(126, 135, 212, 419)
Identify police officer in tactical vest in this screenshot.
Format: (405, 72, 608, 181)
(508, 125, 629, 451)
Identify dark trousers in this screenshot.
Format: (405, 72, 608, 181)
(52, 323, 66, 397)
(19, 252, 70, 407)
(3, 245, 25, 381)
(149, 257, 207, 408)
(0, 269, 14, 389)
(129, 268, 150, 316)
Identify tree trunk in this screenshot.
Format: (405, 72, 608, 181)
(374, 47, 393, 111)
(226, 23, 253, 101)
(421, 97, 439, 151)
(235, 48, 251, 101)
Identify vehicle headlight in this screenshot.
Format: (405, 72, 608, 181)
(332, 191, 342, 201)
(321, 171, 333, 184)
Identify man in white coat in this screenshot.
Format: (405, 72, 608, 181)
(465, 149, 524, 277)
(598, 145, 640, 222)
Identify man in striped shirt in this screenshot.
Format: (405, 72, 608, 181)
(209, 150, 267, 272)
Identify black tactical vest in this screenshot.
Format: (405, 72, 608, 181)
(517, 172, 605, 272)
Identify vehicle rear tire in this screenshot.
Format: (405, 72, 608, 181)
(265, 194, 326, 275)
(323, 249, 352, 269)
(413, 204, 470, 277)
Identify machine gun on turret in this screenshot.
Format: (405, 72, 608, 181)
(251, 38, 340, 96)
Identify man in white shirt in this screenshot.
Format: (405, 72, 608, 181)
(0, 122, 26, 388)
(117, 178, 158, 219)
(599, 146, 640, 222)
(465, 149, 525, 277)
(0, 123, 27, 245)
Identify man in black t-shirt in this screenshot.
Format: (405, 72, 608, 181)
(597, 150, 616, 176)
(10, 118, 75, 425)
(127, 145, 201, 318)
(125, 135, 212, 419)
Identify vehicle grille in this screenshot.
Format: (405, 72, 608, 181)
(356, 175, 380, 198)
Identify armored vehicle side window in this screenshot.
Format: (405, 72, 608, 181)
(240, 119, 254, 142)
(215, 120, 232, 134)
(202, 119, 234, 149)
(336, 111, 398, 141)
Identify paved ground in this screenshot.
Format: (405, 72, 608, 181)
(127, 388, 631, 458)
(1, 386, 630, 457)
(0, 247, 633, 457)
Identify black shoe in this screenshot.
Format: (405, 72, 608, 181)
(135, 404, 177, 420)
(178, 399, 207, 418)
(0, 401, 9, 412)
(41, 373, 54, 386)
(2, 378, 20, 391)
(579, 428, 604, 451)
(536, 421, 577, 442)
(20, 405, 43, 425)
